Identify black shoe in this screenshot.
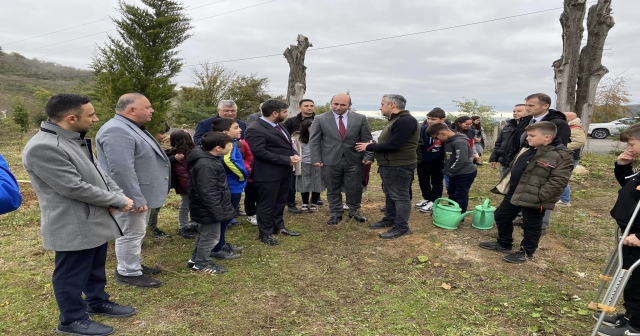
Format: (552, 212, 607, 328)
(316, 199, 323, 205)
(287, 205, 302, 214)
(593, 312, 627, 327)
(479, 242, 513, 254)
(327, 216, 342, 225)
(369, 220, 394, 229)
(192, 262, 227, 274)
(380, 207, 386, 212)
(87, 301, 136, 318)
(151, 228, 171, 238)
(224, 243, 244, 253)
(349, 213, 367, 222)
(56, 318, 113, 336)
(114, 272, 162, 288)
(260, 235, 280, 245)
(141, 265, 161, 275)
(503, 250, 533, 264)
(186, 259, 195, 269)
(177, 227, 195, 239)
(379, 228, 412, 239)
(596, 324, 633, 336)
(512, 217, 523, 226)
(210, 249, 242, 260)
(279, 228, 301, 236)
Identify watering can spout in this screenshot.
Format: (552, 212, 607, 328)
(456, 211, 473, 223)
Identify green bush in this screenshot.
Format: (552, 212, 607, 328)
(12, 103, 30, 133)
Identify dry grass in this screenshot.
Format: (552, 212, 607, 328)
(0, 136, 623, 335)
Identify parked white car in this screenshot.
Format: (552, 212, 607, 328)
(588, 117, 639, 139)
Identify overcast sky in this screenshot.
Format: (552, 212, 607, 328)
(1, 0, 638, 112)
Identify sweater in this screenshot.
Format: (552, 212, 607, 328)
(366, 110, 419, 166)
(443, 133, 477, 177)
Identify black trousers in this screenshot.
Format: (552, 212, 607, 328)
(416, 161, 444, 202)
(623, 243, 640, 329)
(494, 196, 545, 255)
(244, 181, 258, 216)
(287, 177, 297, 207)
(53, 243, 110, 325)
(255, 177, 290, 237)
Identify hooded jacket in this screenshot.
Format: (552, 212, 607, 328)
(567, 118, 586, 160)
(166, 148, 190, 195)
(489, 118, 518, 167)
(222, 140, 248, 194)
(506, 109, 570, 166)
(187, 147, 235, 225)
(419, 125, 445, 164)
(492, 139, 574, 210)
(443, 133, 477, 177)
(611, 163, 640, 235)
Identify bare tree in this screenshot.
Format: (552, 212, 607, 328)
(283, 34, 312, 117)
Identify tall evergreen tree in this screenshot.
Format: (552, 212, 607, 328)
(91, 0, 192, 135)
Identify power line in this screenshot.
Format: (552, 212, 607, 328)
(9, 0, 226, 51)
(183, 5, 566, 68)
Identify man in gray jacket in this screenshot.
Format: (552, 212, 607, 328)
(97, 93, 171, 288)
(23, 94, 135, 336)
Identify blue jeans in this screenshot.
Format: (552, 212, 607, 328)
(380, 164, 416, 231)
(444, 175, 449, 189)
(559, 160, 580, 203)
(447, 171, 477, 213)
(212, 193, 242, 252)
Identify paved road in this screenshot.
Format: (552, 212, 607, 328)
(583, 138, 625, 155)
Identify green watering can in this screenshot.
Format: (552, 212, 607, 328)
(472, 199, 497, 230)
(431, 198, 473, 230)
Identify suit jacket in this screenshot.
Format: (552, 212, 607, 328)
(96, 114, 171, 209)
(309, 111, 374, 166)
(193, 115, 247, 145)
(244, 118, 294, 182)
(23, 121, 128, 251)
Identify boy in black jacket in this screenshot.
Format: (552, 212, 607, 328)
(186, 132, 236, 274)
(426, 123, 477, 214)
(415, 108, 447, 213)
(596, 124, 640, 336)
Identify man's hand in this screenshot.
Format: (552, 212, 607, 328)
(489, 162, 498, 168)
(121, 197, 134, 212)
(618, 146, 637, 165)
(623, 234, 640, 247)
(355, 140, 373, 152)
(290, 155, 301, 166)
(363, 160, 372, 166)
(313, 162, 324, 167)
(131, 205, 148, 213)
(175, 153, 185, 161)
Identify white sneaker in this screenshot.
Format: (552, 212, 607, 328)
(419, 201, 434, 213)
(343, 204, 349, 210)
(414, 199, 429, 208)
(556, 200, 571, 207)
(247, 215, 258, 225)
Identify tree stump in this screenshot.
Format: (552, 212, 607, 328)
(283, 34, 312, 118)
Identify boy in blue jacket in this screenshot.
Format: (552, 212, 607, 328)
(210, 118, 248, 260)
(0, 153, 21, 214)
(415, 108, 447, 213)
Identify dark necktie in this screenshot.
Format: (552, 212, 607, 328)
(338, 115, 346, 139)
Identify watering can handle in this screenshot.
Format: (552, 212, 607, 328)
(482, 199, 490, 209)
(433, 197, 460, 209)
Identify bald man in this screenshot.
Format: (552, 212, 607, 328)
(309, 94, 373, 225)
(557, 112, 586, 207)
(96, 93, 171, 288)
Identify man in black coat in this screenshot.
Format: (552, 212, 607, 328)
(489, 104, 529, 178)
(244, 100, 301, 245)
(193, 100, 247, 145)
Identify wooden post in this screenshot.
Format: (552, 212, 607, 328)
(283, 34, 312, 118)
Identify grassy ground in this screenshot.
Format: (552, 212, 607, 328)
(0, 135, 625, 335)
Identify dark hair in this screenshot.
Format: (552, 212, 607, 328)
(298, 119, 313, 144)
(45, 94, 91, 121)
(525, 121, 557, 137)
(211, 117, 237, 132)
(262, 99, 289, 117)
(525, 93, 552, 107)
(169, 130, 196, 156)
(299, 99, 315, 107)
(620, 123, 640, 142)
(471, 116, 482, 131)
(200, 131, 232, 151)
(452, 116, 472, 131)
(427, 107, 446, 119)
(514, 104, 526, 107)
(426, 123, 450, 137)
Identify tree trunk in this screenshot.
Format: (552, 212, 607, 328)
(552, 0, 586, 112)
(575, 0, 615, 130)
(283, 34, 312, 118)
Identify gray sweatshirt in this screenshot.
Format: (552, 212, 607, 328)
(443, 133, 477, 177)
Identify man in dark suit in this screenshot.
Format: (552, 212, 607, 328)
(244, 100, 301, 245)
(309, 93, 374, 225)
(193, 100, 247, 145)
